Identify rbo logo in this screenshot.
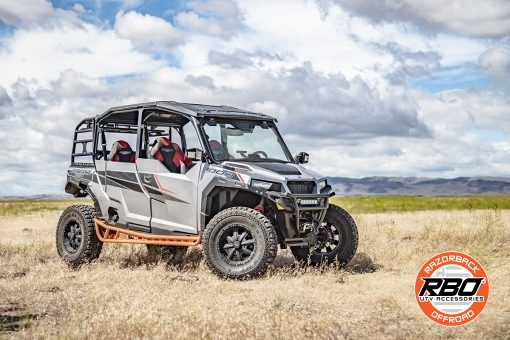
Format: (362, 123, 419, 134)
(415, 251, 489, 326)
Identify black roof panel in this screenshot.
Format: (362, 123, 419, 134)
(97, 101, 276, 122)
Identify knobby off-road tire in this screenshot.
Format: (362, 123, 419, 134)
(146, 245, 188, 265)
(56, 205, 103, 267)
(291, 204, 358, 266)
(202, 207, 277, 279)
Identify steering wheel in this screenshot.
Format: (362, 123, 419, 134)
(251, 150, 268, 158)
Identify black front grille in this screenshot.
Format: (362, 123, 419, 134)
(287, 181, 315, 194)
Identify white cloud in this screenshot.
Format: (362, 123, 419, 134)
(185, 74, 216, 90)
(479, 47, 510, 91)
(72, 3, 86, 14)
(247, 101, 289, 120)
(252, 63, 431, 140)
(0, 0, 53, 27)
(0, 18, 164, 89)
(238, 0, 375, 76)
(233, 0, 480, 84)
(208, 49, 254, 68)
(0, 85, 11, 119)
(417, 89, 510, 133)
(305, 129, 510, 179)
(175, 11, 227, 38)
(52, 69, 109, 97)
(114, 11, 183, 50)
(336, 0, 510, 38)
(175, 0, 243, 38)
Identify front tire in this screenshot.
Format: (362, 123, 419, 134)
(291, 204, 358, 266)
(202, 207, 277, 279)
(56, 205, 103, 267)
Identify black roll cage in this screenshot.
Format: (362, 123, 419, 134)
(70, 102, 293, 167)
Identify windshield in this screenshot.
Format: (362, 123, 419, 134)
(203, 120, 292, 163)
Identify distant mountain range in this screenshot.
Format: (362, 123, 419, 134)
(1, 177, 510, 200)
(0, 194, 74, 200)
(328, 176, 510, 196)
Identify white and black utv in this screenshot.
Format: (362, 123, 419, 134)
(57, 101, 358, 278)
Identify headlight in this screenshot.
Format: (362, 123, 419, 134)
(318, 179, 327, 190)
(319, 179, 333, 194)
(250, 179, 281, 191)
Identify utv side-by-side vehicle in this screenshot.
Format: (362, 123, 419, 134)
(57, 101, 358, 278)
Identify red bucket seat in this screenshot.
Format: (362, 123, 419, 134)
(150, 137, 191, 173)
(108, 140, 136, 163)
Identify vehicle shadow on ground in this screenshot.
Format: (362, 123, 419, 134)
(114, 246, 203, 271)
(113, 247, 382, 277)
(270, 251, 382, 275)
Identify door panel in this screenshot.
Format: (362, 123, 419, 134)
(104, 160, 151, 230)
(136, 158, 201, 235)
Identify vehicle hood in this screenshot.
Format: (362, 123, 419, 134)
(223, 161, 322, 182)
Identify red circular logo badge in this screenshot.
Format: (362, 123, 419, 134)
(415, 251, 489, 326)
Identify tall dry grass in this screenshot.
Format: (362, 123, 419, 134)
(0, 206, 509, 339)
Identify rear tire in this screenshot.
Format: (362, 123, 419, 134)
(146, 245, 188, 265)
(291, 204, 358, 266)
(202, 207, 277, 279)
(56, 205, 103, 267)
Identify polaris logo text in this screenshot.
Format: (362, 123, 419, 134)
(415, 251, 489, 326)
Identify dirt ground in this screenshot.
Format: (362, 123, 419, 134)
(0, 209, 509, 339)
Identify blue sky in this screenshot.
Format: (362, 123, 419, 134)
(0, 0, 509, 195)
(411, 66, 492, 93)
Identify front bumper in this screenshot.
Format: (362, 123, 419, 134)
(266, 191, 335, 247)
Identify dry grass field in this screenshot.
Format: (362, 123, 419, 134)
(0, 199, 509, 339)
